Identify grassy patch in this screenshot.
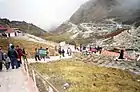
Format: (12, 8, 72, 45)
(0, 38, 9, 52)
(11, 39, 55, 57)
(0, 38, 55, 57)
(31, 60, 140, 92)
(45, 32, 73, 43)
(44, 32, 94, 45)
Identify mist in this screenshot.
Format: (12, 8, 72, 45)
(0, 0, 89, 30)
(118, 0, 140, 10)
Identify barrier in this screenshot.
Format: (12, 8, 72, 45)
(23, 59, 60, 92)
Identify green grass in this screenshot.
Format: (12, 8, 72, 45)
(11, 39, 55, 57)
(0, 38, 55, 56)
(0, 38, 9, 52)
(31, 59, 140, 92)
(43, 32, 94, 45)
(45, 32, 73, 43)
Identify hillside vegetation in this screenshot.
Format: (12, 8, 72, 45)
(0, 18, 46, 36)
(31, 59, 140, 92)
(70, 0, 140, 25)
(0, 38, 55, 57)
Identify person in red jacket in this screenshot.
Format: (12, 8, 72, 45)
(15, 45, 23, 67)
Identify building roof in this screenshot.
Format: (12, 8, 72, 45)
(0, 25, 7, 33)
(5, 28, 15, 33)
(0, 25, 6, 30)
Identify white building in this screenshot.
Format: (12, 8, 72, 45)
(5, 28, 23, 37)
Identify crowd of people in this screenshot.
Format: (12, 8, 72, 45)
(0, 44, 73, 71)
(1, 43, 137, 72)
(34, 47, 50, 61)
(57, 46, 72, 58)
(34, 46, 72, 60)
(0, 44, 27, 71)
(79, 44, 103, 56)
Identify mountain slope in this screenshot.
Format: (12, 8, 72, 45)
(70, 0, 140, 25)
(0, 18, 46, 36)
(51, 0, 140, 47)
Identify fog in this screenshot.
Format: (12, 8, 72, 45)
(0, 0, 139, 30)
(0, 0, 89, 30)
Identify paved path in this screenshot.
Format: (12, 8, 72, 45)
(0, 54, 72, 92)
(0, 68, 37, 92)
(28, 54, 72, 63)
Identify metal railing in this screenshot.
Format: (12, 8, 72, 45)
(23, 59, 60, 92)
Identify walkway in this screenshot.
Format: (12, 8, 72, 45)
(0, 68, 37, 92)
(0, 54, 72, 92)
(28, 54, 72, 63)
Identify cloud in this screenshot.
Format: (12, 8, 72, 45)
(0, 0, 89, 30)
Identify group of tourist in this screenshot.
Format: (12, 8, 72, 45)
(35, 46, 72, 60)
(0, 44, 27, 71)
(79, 44, 103, 56)
(34, 47, 50, 61)
(57, 46, 72, 58)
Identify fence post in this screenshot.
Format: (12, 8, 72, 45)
(48, 86, 54, 92)
(25, 62, 29, 78)
(32, 69, 38, 92)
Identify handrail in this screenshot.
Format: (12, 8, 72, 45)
(28, 65, 60, 92)
(23, 58, 60, 92)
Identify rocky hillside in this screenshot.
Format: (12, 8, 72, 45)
(54, 0, 140, 34)
(0, 18, 46, 36)
(70, 0, 140, 25)
(51, 0, 140, 48)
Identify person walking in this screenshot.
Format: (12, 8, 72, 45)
(0, 46, 4, 71)
(16, 45, 24, 67)
(55, 45, 58, 56)
(58, 47, 62, 58)
(3, 53, 11, 71)
(62, 49, 65, 57)
(67, 47, 72, 56)
(22, 48, 28, 62)
(80, 44, 82, 52)
(46, 48, 50, 59)
(8, 45, 19, 69)
(35, 48, 40, 61)
(38, 47, 45, 61)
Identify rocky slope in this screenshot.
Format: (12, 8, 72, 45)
(70, 0, 140, 25)
(75, 53, 140, 75)
(52, 0, 140, 49)
(0, 18, 46, 36)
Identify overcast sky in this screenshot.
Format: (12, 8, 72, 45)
(0, 0, 88, 30)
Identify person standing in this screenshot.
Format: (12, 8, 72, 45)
(16, 45, 23, 67)
(8, 45, 18, 69)
(0, 46, 4, 71)
(118, 49, 124, 59)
